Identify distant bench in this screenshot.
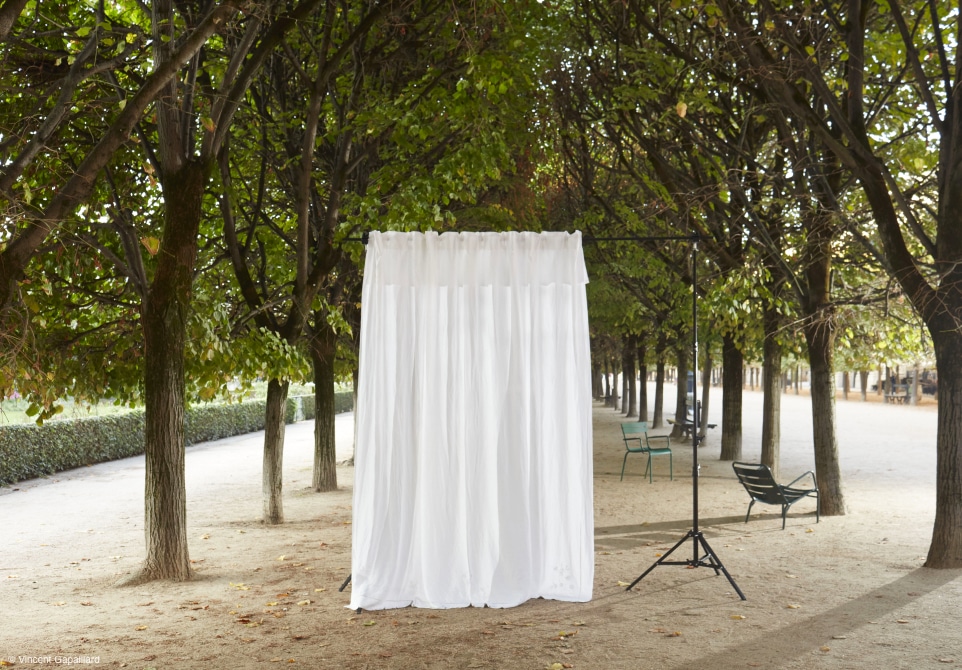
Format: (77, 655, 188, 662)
(667, 418, 717, 440)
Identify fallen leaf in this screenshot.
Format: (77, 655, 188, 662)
(786, 604, 800, 609)
(362, 620, 376, 626)
(277, 555, 287, 561)
(200, 534, 210, 540)
(572, 621, 586, 626)
(616, 581, 631, 587)
(314, 588, 326, 593)
(832, 635, 847, 640)
(297, 600, 311, 606)
(135, 625, 147, 631)
(819, 646, 830, 652)
(939, 658, 956, 663)
(896, 619, 910, 624)
(730, 615, 746, 620)
(266, 601, 279, 607)
(229, 583, 250, 591)
(806, 528, 815, 533)
(666, 631, 682, 637)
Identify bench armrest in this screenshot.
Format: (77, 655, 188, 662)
(785, 470, 817, 490)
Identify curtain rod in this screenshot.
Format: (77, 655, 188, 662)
(340, 232, 699, 244)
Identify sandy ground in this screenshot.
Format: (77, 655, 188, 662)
(1, 385, 960, 670)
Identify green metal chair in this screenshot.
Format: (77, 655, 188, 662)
(732, 462, 819, 529)
(620, 421, 672, 482)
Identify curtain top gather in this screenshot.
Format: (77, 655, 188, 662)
(367, 231, 588, 287)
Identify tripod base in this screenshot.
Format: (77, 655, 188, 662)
(626, 529, 746, 600)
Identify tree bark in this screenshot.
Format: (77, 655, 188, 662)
(860, 370, 869, 401)
(310, 315, 338, 492)
(671, 342, 688, 439)
(805, 315, 844, 516)
(699, 344, 712, 440)
(926, 329, 962, 567)
(760, 309, 782, 476)
(719, 333, 743, 460)
(653, 336, 666, 428)
(624, 336, 637, 417)
(262, 379, 289, 525)
(637, 339, 648, 421)
(129, 161, 207, 583)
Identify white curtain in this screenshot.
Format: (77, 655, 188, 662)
(350, 231, 594, 610)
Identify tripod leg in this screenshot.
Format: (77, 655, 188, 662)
(338, 573, 352, 592)
(696, 534, 746, 600)
(625, 531, 693, 591)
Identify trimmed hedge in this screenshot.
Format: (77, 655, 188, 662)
(0, 391, 352, 487)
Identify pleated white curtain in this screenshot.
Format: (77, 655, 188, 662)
(349, 231, 594, 610)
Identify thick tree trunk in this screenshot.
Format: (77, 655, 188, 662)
(761, 309, 782, 476)
(310, 316, 338, 492)
(925, 328, 962, 567)
(860, 370, 869, 401)
(262, 379, 289, 524)
(805, 318, 845, 516)
(129, 161, 206, 583)
(720, 334, 743, 461)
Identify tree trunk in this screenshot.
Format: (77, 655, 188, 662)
(760, 310, 782, 477)
(671, 342, 688, 438)
(603, 358, 611, 405)
(805, 318, 845, 517)
(621, 358, 628, 413)
(130, 161, 206, 583)
(311, 315, 338, 492)
(653, 337, 666, 428)
(699, 344, 712, 440)
(860, 370, 869, 401)
(262, 378, 289, 525)
(842, 371, 850, 400)
(624, 336, 637, 417)
(720, 333, 743, 461)
(637, 341, 648, 422)
(925, 328, 962, 567)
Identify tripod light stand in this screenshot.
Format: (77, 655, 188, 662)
(622, 235, 745, 600)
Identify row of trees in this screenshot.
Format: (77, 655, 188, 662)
(557, 0, 960, 568)
(2, 0, 961, 579)
(0, 0, 549, 583)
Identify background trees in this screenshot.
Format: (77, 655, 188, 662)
(3, 0, 961, 577)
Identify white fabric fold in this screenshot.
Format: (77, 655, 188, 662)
(350, 231, 593, 610)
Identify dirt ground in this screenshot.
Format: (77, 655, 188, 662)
(2, 384, 961, 670)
